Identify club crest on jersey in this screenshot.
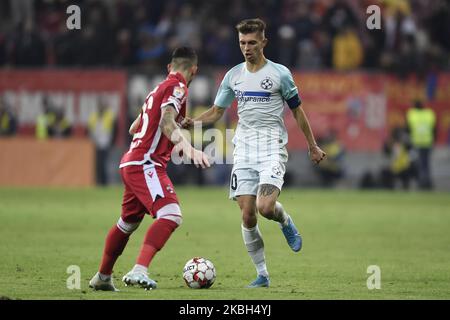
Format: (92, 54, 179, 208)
(166, 185, 174, 194)
(272, 165, 282, 176)
(173, 86, 185, 99)
(260, 78, 273, 90)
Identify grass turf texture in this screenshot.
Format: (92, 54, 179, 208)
(0, 187, 449, 300)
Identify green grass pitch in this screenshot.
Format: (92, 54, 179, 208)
(1, 187, 449, 300)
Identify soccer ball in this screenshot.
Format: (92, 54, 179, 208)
(182, 257, 216, 289)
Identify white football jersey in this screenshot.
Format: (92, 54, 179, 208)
(214, 59, 301, 166)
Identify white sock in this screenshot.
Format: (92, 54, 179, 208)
(275, 201, 289, 226)
(241, 224, 269, 277)
(131, 264, 148, 274)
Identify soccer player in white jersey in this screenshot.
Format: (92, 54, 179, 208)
(183, 18, 326, 288)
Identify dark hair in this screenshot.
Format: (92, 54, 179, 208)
(235, 18, 266, 35)
(171, 46, 198, 70)
(414, 100, 424, 109)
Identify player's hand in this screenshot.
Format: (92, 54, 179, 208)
(181, 117, 194, 129)
(309, 145, 326, 164)
(190, 148, 211, 169)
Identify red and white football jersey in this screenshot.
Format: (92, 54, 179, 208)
(120, 72, 188, 169)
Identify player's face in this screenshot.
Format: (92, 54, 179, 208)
(239, 32, 267, 63)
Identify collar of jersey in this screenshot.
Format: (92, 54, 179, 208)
(245, 58, 269, 74)
(167, 72, 187, 86)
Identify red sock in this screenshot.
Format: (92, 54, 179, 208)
(99, 225, 130, 275)
(136, 218, 179, 267)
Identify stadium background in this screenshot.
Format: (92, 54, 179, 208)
(0, 0, 450, 301)
(0, 0, 449, 190)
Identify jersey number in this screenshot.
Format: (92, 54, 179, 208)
(231, 173, 237, 191)
(133, 95, 154, 140)
(128, 91, 156, 153)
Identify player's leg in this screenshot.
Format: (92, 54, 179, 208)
(257, 184, 293, 228)
(231, 168, 269, 288)
(123, 203, 181, 290)
(123, 164, 181, 290)
(257, 163, 302, 252)
(89, 168, 145, 291)
(238, 195, 270, 288)
(89, 216, 142, 291)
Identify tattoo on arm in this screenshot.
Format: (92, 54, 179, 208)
(258, 184, 279, 197)
(160, 105, 178, 138)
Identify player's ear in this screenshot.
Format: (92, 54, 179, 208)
(167, 64, 171, 73)
(262, 37, 268, 48)
(191, 65, 198, 76)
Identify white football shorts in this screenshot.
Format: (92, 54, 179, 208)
(229, 160, 286, 200)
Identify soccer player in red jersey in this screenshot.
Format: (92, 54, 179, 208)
(89, 47, 210, 291)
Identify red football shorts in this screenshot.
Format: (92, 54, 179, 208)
(120, 163, 179, 223)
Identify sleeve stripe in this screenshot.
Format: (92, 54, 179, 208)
(161, 100, 180, 113)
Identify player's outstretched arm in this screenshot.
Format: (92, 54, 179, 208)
(160, 105, 210, 168)
(291, 106, 326, 164)
(181, 105, 225, 129)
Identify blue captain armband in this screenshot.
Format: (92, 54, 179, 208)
(286, 94, 301, 109)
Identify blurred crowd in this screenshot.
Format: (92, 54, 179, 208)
(359, 100, 437, 190)
(0, 0, 448, 188)
(0, 0, 449, 74)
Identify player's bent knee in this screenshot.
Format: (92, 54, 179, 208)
(117, 217, 141, 234)
(156, 203, 183, 226)
(257, 202, 276, 218)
